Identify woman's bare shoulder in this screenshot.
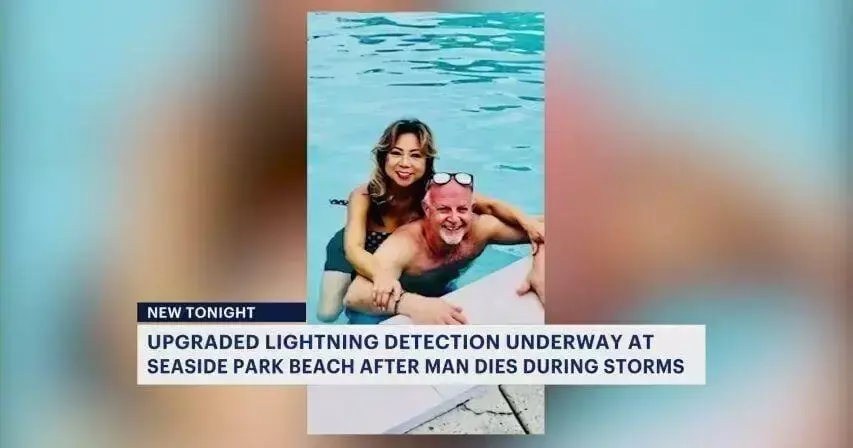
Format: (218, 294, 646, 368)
(349, 183, 369, 197)
(347, 184, 371, 207)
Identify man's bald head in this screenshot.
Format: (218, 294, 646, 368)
(423, 181, 474, 208)
(422, 181, 475, 246)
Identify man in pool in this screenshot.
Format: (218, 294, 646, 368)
(342, 172, 545, 324)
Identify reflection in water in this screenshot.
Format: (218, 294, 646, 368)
(311, 12, 544, 87)
(339, 12, 544, 35)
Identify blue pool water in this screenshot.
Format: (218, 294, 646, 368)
(307, 12, 545, 324)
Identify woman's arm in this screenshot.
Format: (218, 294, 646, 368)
(343, 186, 383, 280)
(342, 231, 412, 314)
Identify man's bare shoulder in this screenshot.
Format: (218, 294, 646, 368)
(374, 220, 421, 262)
(471, 214, 501, 238)
(474, 213, 500, 227)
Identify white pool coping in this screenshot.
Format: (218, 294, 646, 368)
(307, 256, 544, 435)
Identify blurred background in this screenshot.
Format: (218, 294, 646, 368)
(1, 0, 847, 447)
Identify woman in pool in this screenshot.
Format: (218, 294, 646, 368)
(318, 118, 545, 322)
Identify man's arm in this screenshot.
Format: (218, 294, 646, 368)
(517, 243, 545, 302)
(477, 214, 545, 245)
(342, 231, 415, 315)
(477, 214, 546, 301)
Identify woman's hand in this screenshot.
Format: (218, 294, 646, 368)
(372, 270, 403, 310)
(522, 219, 545, 254)
(407, 298, 468, 325)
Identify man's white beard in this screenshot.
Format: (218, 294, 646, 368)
(439, 228, 465, 245)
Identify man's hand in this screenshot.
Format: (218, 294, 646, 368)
(517, 244, 545, 303)
(516, 269, 544, 302)
(401, 296, 468, 325)
(372, 270, 402, 310)
(520, 218, 545, 255)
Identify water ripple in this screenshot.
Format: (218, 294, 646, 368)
(309, 12, 544, 90)
(496, 164, 533, 172)
(463, 105, 522, 113)
(338, 16, 438, 30)
(338, 12, 544, 34)
(450, 77, 494, 85)
(388, 82, 448, 87)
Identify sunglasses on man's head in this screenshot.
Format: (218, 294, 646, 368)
(429, 172, 474, 188)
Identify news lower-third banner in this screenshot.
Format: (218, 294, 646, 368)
(137, 302, 706, 386)
(138, 302, 306, 323)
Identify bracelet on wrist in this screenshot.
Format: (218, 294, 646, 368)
(393, 292, 407, 315)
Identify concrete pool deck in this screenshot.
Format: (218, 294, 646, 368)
(308, 257, 545, 435)
(408, 385, 544, 434)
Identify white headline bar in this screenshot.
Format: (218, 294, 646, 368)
(137, 325, 706, 385)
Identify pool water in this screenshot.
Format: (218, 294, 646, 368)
(307, 12, 545, 324)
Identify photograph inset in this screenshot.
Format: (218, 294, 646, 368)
(307, 11, 545, 435)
